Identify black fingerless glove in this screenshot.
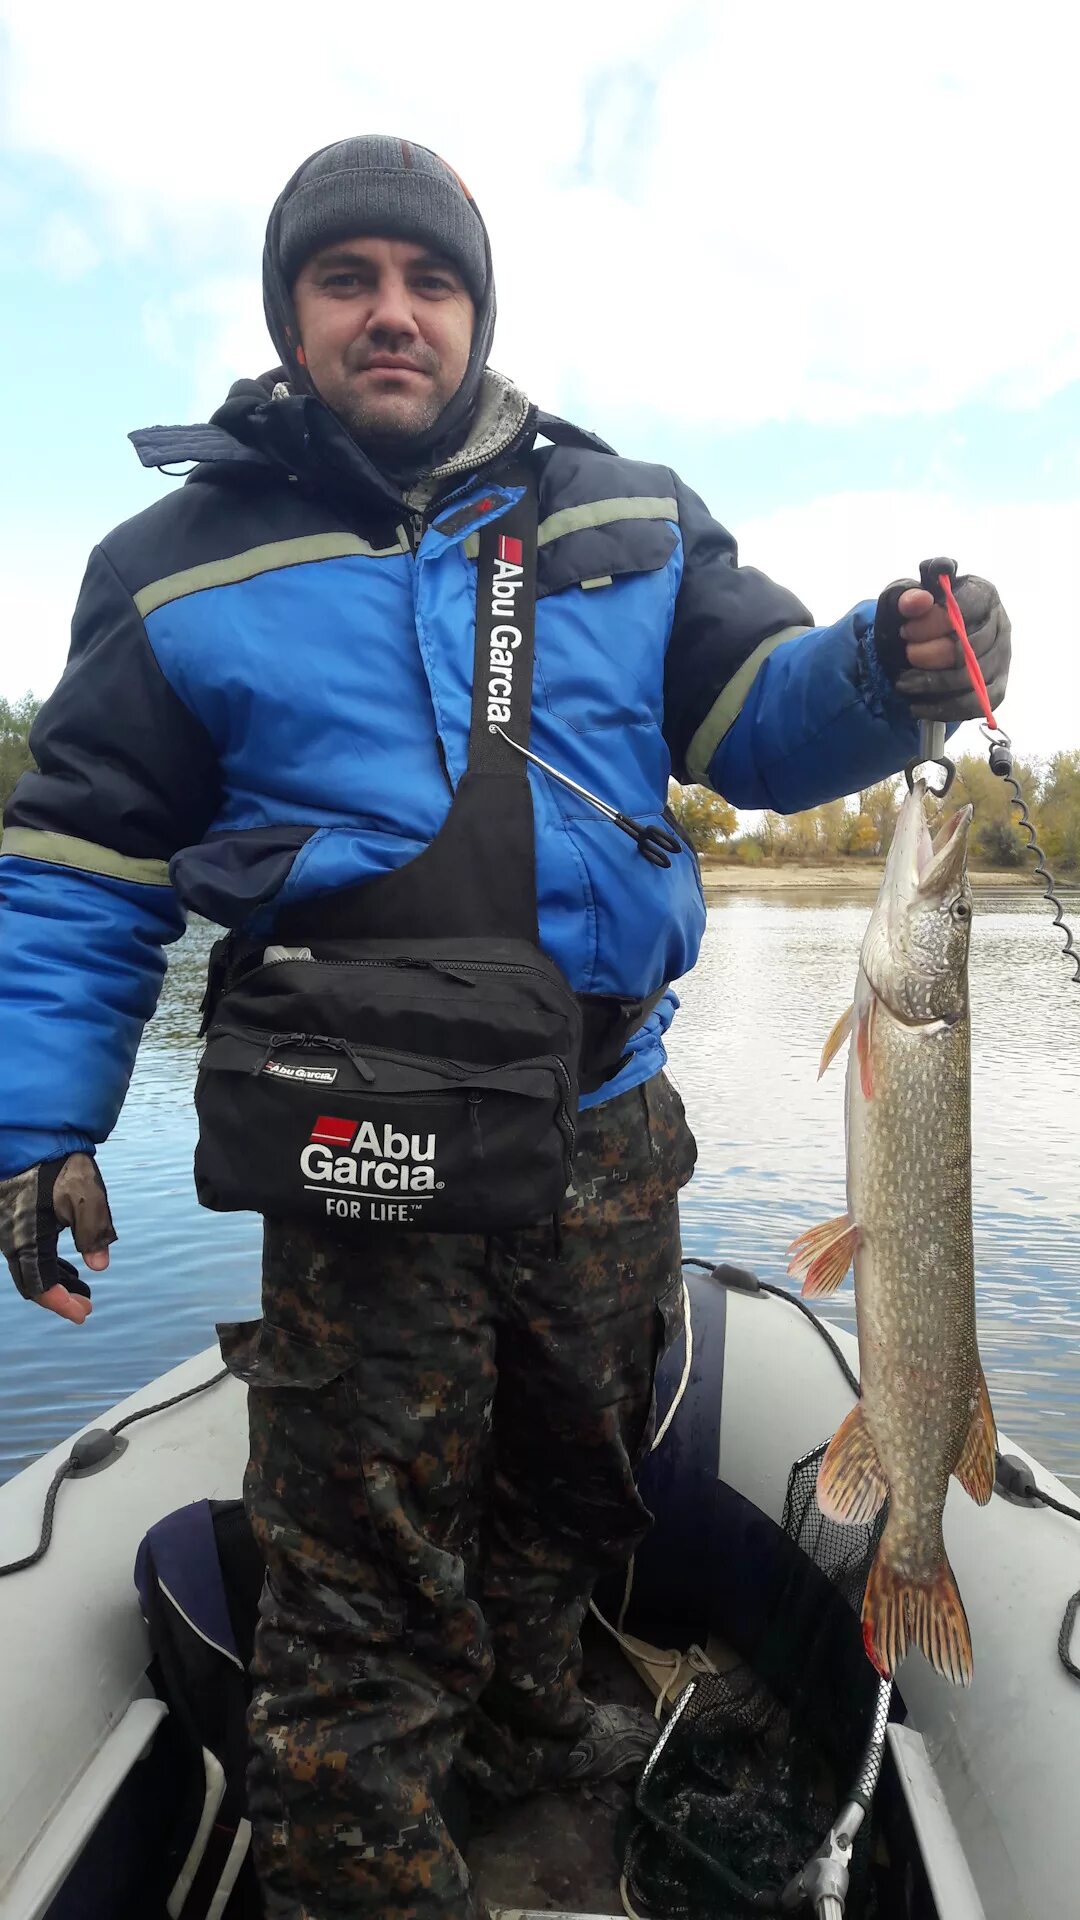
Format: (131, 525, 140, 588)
(0, 1154, 115, 1302)
(874, 566, 1011, 721)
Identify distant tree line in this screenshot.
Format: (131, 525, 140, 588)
(669, 754, 1080, 873)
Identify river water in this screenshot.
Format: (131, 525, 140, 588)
(1, 895, 1078, 1484)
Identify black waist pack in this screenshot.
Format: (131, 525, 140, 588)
(194, 934, 581, 1234)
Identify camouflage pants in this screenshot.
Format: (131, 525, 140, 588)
(218, 1070, 696, 1920)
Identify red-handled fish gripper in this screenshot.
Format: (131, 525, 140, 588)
(917, 556, 998, 732)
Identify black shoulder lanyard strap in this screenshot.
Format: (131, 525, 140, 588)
(469, 465, 539, 776)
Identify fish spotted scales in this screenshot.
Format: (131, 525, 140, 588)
(787, 779, 996, 1686)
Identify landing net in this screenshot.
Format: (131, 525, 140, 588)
(623, 1441, 887, 1917)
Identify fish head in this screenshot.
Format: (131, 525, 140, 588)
(859, 779, 974, 1025)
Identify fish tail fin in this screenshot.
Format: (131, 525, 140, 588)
(862, 1544, 973, 1687)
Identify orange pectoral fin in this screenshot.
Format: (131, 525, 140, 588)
(816, 1400, 888, 1526)
(952, 1367, 997, 1505)
(787, 1212, 858, 1297)
(818, 1005, 854, 1078)
(856, 994, 876, 1099)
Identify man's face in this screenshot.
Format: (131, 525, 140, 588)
(291, 235, 475, 448)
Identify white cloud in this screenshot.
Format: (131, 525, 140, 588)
(141, 276, 268, 414)
(0, 546, 82, 703)
(36, 210, 99, 280)
(739, 490, 1080, 762)
(2, 0, 1080, 428)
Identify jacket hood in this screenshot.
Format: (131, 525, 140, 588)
(261, 142, 498, 483)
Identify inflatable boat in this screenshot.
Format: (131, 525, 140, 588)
(1, 1261, 1077, 1920)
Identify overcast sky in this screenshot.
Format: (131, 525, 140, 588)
(2, 0, 1077, 769)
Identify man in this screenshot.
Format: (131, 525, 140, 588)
(0, 137, 1009, 1919)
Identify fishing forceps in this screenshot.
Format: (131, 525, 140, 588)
(488, 726, 683, 867)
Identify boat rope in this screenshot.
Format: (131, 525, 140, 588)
(681, 1257, 862, 1398)
(0, 1368, 227, 1578)
(993, 1461, 1080, 1680)
(1058, 1592, 1080, 1682)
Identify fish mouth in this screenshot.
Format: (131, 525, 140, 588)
(916, 797, 973, 897)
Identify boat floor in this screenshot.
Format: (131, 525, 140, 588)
(468, 1619, 652, 1914)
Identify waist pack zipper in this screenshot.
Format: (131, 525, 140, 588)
(218, 1022, 575, 1125)
(248, 1032, 377, 1081)
(229, 952, 567, 996)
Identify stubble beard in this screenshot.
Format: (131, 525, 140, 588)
(330, 374, 447, 453)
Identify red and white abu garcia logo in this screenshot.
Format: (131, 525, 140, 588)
(486, 533, 524, 725)
(301, 1115, 443, 1224)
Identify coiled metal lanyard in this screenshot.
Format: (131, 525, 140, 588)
(905, 558, 1078, 981)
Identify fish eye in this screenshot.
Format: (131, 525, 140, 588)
(952, 899, 971, 921)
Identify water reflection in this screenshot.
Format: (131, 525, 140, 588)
(1, 898, 1077, 1482)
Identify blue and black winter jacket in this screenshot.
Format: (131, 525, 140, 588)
(0, 370, 922, 1179)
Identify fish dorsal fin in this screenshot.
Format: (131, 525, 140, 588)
(786, 1213, 857, 1297)
(952, 1368, 997, 1505)
(818, 1005, 853, 1078)
(816, 1400, 888, 1526)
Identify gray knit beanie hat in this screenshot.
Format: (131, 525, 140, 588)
(262, 135, 497, 473)
(276, 136, 488, 299)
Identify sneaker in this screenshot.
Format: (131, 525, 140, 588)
(562, 1700, 658, 1783)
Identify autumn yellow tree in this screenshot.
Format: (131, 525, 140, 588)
(844, 812, 879, 855)
(858, 778, 902, 855)
(666, 781, 737, 854)
(1039, 752, 1080, 873)
(816, 798, 850, 857)
(948, 754, 1034, 868)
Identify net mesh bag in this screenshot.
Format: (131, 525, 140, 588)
(623, 1441, 887, 1918)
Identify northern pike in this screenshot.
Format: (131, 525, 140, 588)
(787, 779, 996, 1686)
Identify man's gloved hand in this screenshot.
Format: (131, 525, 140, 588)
(0, 1154, 116, 1325)
(874, 572, 1011, 720)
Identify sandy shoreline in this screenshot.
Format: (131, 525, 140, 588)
(698, 862, 1051, 895)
